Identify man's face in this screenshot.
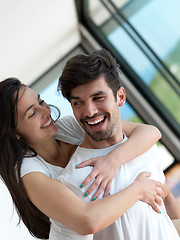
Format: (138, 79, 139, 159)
(70, 76, 125, 143)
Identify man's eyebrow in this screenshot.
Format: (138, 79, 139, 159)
(91, 91, 106, 97)
(70, 91, 106, 100)
(24, 94, 40, 116)
(70, 96, 80, 100)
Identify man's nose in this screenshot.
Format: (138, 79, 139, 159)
(84, 101, 98, 117)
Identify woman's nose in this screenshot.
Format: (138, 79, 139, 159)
(40, 105, 51, 117)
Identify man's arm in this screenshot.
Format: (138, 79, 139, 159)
(162, 183, 180, 219)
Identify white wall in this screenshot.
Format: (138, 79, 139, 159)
(0, 0, 81, 85)
(0, 179, 36, 239)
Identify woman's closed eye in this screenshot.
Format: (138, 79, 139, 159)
(29, 110, 36, 119)
(28, 100, 45, 118)
(39, 99, 45, 105)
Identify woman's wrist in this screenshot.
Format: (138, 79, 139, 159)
(128, 181, 142, 201)
(106, 150, 122, 169)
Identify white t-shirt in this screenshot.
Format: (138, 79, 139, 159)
(21, 115, 179, 240)
(54, 142, 179, 240)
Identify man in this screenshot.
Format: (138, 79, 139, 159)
(57, 49, 180, 239)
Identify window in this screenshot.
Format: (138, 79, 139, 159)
(79, 0, 180, 165)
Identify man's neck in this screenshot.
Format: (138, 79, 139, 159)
(80, 131, 124, 149)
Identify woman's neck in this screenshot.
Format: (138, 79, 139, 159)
(32, 138, 77, 168)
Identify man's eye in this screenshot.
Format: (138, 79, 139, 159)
(94, 96, 104, 100)
(73, 101, 81, 106)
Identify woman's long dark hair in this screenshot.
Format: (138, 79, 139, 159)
(0, 78, 50, 239)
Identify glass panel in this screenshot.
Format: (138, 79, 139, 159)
(107, 24, 180, 124)
(119, 0, 180, 123)
(120, 0, 180, 81)
(88, 0, 180, 124)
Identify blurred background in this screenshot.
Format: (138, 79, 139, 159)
(0, 0, 179, 239)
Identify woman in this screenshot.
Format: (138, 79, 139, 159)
(0, 77, 162, 239)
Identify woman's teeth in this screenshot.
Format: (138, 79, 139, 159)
(41, 118, 52, 128)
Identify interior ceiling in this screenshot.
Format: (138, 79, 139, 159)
(0, 0, 81, 85)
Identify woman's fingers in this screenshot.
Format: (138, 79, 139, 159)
(76, 158, 94, 168)
(79, 168, 98, 189)
(150, 200, 161, 214)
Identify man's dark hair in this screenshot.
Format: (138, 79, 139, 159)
(58, 49, 123, 101)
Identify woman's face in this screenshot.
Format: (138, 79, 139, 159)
(16, 87, 58, 147)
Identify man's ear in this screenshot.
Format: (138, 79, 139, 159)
(117, 87, 126, 107)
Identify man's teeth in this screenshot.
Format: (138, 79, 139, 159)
(41, 118, 51, 128)
(87, 117, 104, 125)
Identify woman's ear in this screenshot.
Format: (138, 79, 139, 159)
(15, 133, 20, 140)
(117, 87, 126, 107)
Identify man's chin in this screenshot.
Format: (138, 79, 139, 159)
(86, 131, 111, 142)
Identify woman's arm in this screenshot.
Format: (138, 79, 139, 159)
(76, 121, 161, 199)
(121, 121, 161, 161)
(162, 183, 180, 219)
(22, 171, 162, 235)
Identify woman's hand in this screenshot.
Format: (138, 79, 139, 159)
(134, 172, 164, 213)
(76, 154, 119, 200)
